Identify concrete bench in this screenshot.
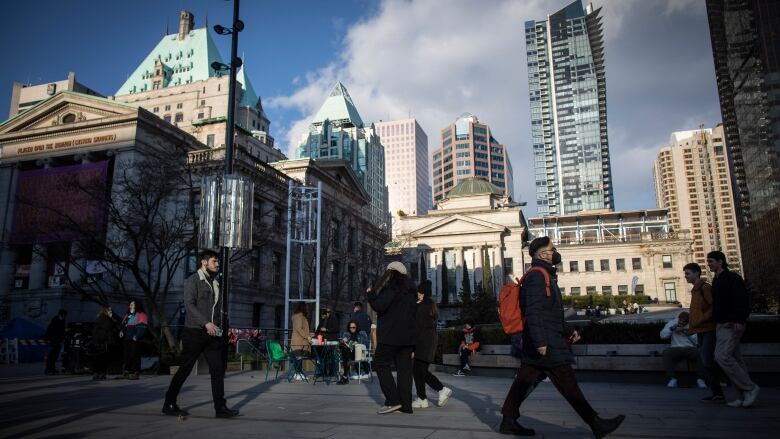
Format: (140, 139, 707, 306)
(442, 343, 780, 373)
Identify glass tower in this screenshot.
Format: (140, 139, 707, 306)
(525, 0, 613, 216)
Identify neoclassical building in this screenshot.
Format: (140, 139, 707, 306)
(388, 178, 529, 310)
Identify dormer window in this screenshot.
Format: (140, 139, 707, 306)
(62, 113, 76, 124)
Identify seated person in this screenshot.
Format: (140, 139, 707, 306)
(660, 311, 705, 388)
(337, 320, 369, 384)
(453, 318, 480, 376)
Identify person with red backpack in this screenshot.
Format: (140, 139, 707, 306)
(498, 237, 625, 438)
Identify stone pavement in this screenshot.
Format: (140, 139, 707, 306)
(0, 364, 777, 439)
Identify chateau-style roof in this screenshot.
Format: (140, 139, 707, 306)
(311, 82, 364, 128)
(445, 177, 503, 198)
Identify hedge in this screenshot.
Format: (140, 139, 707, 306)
(562, 294, 652, 309)
(434, 319, 780, 363)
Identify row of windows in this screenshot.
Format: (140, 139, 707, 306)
(563, 284, 645, 295)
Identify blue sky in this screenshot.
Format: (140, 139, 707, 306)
(0, 0, 721, 216)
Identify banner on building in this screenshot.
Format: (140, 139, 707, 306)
(11, 160, 110, 245)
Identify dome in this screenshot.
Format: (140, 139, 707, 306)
(445, 177, 502, 198)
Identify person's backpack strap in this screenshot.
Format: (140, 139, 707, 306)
(523, 266, 551, 297)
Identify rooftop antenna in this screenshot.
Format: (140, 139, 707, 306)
(165, 18, 169, 36)
(204, 12, 208, 29)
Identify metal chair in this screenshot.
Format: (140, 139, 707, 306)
(265, 339, 288, 381)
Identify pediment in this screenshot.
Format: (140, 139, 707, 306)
(0, 91, 138, 135)
(411, 214, 506, 238)
(315, 159, 370, 200)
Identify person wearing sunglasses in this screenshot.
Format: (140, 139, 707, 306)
(337, 320, 368, 384)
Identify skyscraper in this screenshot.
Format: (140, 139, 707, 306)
(431, 113, 513, 203)
(296, 82, 389, 231)
(525, 0, 613, 216)
(706, 0, 780, 304)
(653, 125, 743, 274)
(375, 119, 430, 231)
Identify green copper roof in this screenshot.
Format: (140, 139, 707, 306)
(236, 65, 258, 109)
(115, 28, 224, 95)
(446, 177, 503, 198)
(311, 82, 364, 127)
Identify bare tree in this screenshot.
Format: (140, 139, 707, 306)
(21, 144, 197, 351)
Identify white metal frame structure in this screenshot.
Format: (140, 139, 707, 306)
(283, 180, 323, 343)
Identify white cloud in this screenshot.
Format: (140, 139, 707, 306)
(267, 0, 720, 217)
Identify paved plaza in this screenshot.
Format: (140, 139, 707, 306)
(0, 364, 777, 439)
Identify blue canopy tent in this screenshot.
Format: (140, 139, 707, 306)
(0, 317, 47, 362)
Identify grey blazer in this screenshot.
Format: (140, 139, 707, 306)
(183, 269, 222, 329)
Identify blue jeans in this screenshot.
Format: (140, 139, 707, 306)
(697, 331, 723, 396)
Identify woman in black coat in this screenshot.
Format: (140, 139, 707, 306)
(412, 280, 452, 408)
(367, 262, 417, 414)
(92, 305, 119, 380)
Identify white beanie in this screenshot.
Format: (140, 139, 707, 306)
(387, 261, 407, 275)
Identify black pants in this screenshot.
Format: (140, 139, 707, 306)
(46, 342, 61, 373)
(93, 347, 109, 375)
(165, 327, 226, 409)
(413, 358, 443, 400)
(502, 363, 597, 425)
(340, 345, 356, 377)
(123, 338, 141, 373)
(374, 344, 414, 410)
(459, 347, 473, 368)
(698, 331, 724, 396)
(662, 347, 701, 379)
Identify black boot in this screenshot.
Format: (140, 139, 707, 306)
(215, 405, 239, 418)
(499, 416, 535, 436)
(590, 414, 625, 439)
(162, 402, 189, 416)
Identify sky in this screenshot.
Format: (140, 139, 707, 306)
(0, 0, 721, 217)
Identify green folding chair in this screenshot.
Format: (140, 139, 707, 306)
(265, 340, 288, 381)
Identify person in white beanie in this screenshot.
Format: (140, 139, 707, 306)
(367, 262, 417, 414)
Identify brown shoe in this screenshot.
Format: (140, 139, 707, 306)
(128, 373, 140, 380)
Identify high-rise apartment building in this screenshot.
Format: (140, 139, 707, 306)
(296, 82, 390, 231)
(707, 0, 780, 302)
(653, 125, 743, 274)
(375, 119, 430, 228)
(525, 0, 613, 216)
(112, 11, 284, 163)
(431, 113, 513, 203)
(8, 72, 102, 118)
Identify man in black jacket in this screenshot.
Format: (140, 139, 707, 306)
(44, 309, 67, 375)
(162, 250, 238, 419)
(707, 250, 759, 407)
(499, 237, 624, 438)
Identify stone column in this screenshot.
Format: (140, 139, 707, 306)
(29, 245, 48, 290)
(455, 247, 464, 300)
(496, 242, 505, 290)
(436, 248, 445, 299)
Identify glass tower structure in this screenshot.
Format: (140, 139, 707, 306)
(525, 0, 613, 216)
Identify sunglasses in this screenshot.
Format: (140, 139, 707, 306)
(349, 326, 357, 329)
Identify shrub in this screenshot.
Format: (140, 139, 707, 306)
(562, 294, 651, 309)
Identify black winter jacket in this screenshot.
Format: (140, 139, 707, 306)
(520, 259, 573, 368)
(45, 316, 66, 344)
(414, 299, 438, 363)
(712, 268, 751, 324)
(368, 276, 417, 346)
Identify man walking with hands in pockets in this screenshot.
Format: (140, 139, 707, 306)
(162, 250, 239, 418)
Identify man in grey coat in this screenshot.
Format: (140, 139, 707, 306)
(162, 250, 239, 418)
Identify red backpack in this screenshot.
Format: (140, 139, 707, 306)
(498, 267, 551, 335)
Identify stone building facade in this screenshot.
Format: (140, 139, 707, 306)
(528, 209, 695, 306)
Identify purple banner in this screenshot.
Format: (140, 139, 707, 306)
(11, 160, 109, 245)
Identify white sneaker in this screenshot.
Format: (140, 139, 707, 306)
(438, 387, 453, 407)
(742, 385, 760, 407)
(542, 377, 551, 383)
(697, 379, 707, 389)
(293, 373, 306, 381)
(377, 404, 402, 414)
(412, 398, 429, 408)
(666, 378, 678, 388)
(727, 399, 744, 408)
(349, 374, 359, 380)
(359, 373, 371, 380)
(463, 364, 471, 371)
(453, 370, 465, 377)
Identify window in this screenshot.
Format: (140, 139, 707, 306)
(569, 261, 579, 272)
(272, 252, 281, 286)
(410, 262, 419, 282)
(570, 287, 581, 296)
(198, 112, 204, 119)
(274, 207, 283, 229)
(174, 113, 184, 123)
(560, 287, 565, 295)
(153, 107, 159, 113)
(331, 221, 341, 249)
(664, 282, 677, 301)
(662, 255, 673, 269)
(201, 99, 205, 106)
(618, 285, 628, 294)
(632, 258, 642, 270)
(165, 105, 171, 111)
(635, 284, 645, 294)
(252, 303, 263, 328)
(503, 258, 513, 276)
(62, 113, 76, 123)
(206, 134, 215, 147)
(600, 259, 609, 271)
(616, 258, 625, 271)
(602, 286, 612, 295)
(176, 103, 183, 109)
(163, 114, 171, 123)
(348, 226, 356, 252)
(585, 260, 594, 272)
(586, 286, 597, 295)
(250, 247, 261, 283)
(330, 260, 341, 295)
